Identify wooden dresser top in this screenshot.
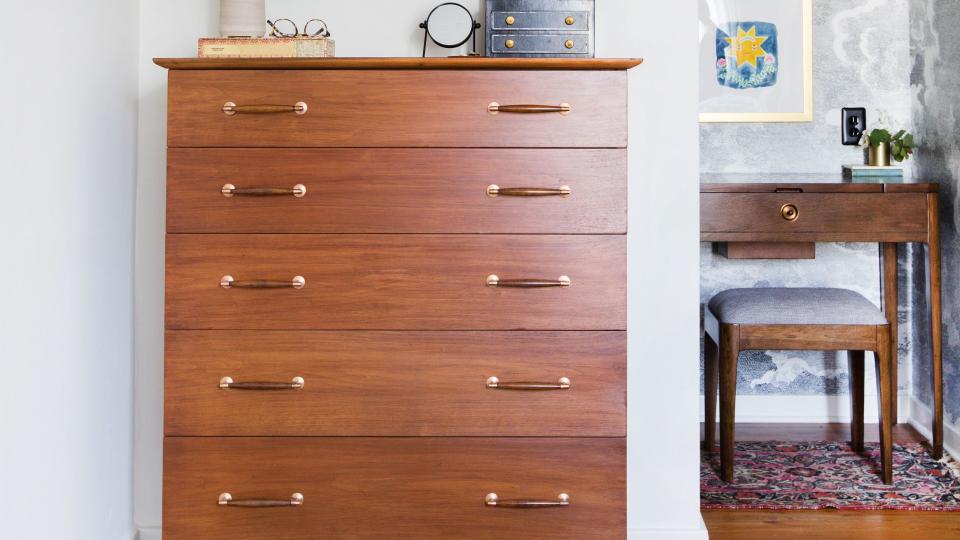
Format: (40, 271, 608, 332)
(153, 57, 643, 70)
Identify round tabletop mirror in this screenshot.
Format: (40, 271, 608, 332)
(421, 2, 480, 56)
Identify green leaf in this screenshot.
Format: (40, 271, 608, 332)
(903, 133, 915, 147)
(893, 129, 906, 140)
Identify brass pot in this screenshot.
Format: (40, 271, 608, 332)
(868, 142, 891, 167)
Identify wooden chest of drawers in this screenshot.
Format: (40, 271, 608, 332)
(156, 57, 640, 539)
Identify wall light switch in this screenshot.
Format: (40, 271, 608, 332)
(842, 107, 867, 145)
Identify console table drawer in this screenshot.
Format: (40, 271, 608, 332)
(165, 330, 625, 437)
(165, 234, 625, 331)
(163, 437, 626, 540)
(701, 193, 929, 242)
(167, 148, 626, 234)
(167, 70, 626, 148)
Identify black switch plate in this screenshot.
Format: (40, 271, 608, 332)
(842, 107, 867, 145)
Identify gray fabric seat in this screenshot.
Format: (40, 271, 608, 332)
(708, 288, 887, 326)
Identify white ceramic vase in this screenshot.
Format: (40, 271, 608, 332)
(220, 0, 266, 38)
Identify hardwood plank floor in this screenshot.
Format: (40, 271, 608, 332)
(700, 423, 958, 540)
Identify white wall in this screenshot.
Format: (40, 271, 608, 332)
(0, 2, 139, 540)
(135, 2, 703, 538)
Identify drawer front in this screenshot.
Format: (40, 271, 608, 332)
(164, 437, 625, 540)
(701, 193, 929, 241)
(491, 33, 589, 55)
(165, 330, 625, 436)
(491, 10, 591, 31)
(165, 234, 626, 330)
(168, 70, 626, 148)
(167, 148, 626, 234)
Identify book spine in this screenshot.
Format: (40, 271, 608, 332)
(199, 39, 335, 58)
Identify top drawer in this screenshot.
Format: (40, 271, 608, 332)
(167, 70, 626, 148)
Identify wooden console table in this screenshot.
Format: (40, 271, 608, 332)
(701, 180, 943, 458)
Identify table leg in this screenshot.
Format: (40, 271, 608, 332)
(881, 243, 899, 424)
(926, 194, 944, 459)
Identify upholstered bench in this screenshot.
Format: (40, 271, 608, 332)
(703, 288, 893, 484)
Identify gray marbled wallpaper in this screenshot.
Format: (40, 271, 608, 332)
(700, 0, 912, 399)
(911, 0, 960, 428)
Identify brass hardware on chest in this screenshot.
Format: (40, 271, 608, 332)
(486, 275, 571, 288)
(487, 102, 572, 115)
(485, 492, 570, 508)
(506, 15, 516, 25)
(221, 184, 307, 198)
(218, 492, 304, 507)
(565, 39, 575, 49)
(222, 101, 308, 116)
(565, 16, 575, 25)
(505, 39, 516, 49)
(486, 184, 571, 197)
(486, 376, 571, 390)
(220, 275, 307, 289)
(219, 376, 305, 390)
(780, 203, 800, 222)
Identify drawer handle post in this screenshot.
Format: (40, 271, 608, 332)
(487, 184, 571, 197)
(488, 102, 571, 115)
(486, 275, 571, 288)
(220, 275, 306, 289)
(222, 184, 307, 198)
(485, 493, 570, 508)
(219, 376, 305, 390)
(780, 203, 800, 222)
(222, 101, 308, 116)
(486, 376, 571, 390)
(218, 492, 304, 507)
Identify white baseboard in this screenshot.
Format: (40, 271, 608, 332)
(136, 526, 160, 540)
(630, 516, 709, 539)
(699, 393, 910, 423)
(907, 395, 960, 460)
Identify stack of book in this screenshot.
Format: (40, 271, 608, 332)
(842, 165, 904, 180)
(199, 37, 335, 58)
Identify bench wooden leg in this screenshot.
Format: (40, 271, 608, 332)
(703, 333, 719, 452)
(718, 324, 740, 483)
(848, 351, 865, 453)
(875, 327, 894, 484)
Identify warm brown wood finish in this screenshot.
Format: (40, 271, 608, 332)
(713, 242, 816, 260)
(701, 193, 928, 242)
(167, 148, 626, 234)
(166, 234, 625, 330)
(163, 437, 626, 540)
(701, 181, 944, 458)
(164, 330, 625, 436)
(168, 70, 627, 148)
(155, 56, 643, 70)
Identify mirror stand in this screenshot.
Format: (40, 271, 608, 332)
(419, 2, 482, 57)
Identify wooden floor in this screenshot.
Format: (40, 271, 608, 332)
(701, 423, 959, 540)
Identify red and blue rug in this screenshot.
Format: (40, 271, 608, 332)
(701, 441, 960, 510)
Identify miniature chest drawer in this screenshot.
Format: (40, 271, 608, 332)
(164, 330, 626, 437)
(167, 70, 624, 148)
(163, 437, 626, 540)
(165, 234, 626, 331)
(166, 148, 626, 234)
(486, 0, 595, 58)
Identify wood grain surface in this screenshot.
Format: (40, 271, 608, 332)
(167, 70, 626, 148)
(163, 437, 626, 540)
(167, 148, 626, 234)
(164, 330, 625, 436)
(155, 56, 643, 71)
(165, 234, 625, 330)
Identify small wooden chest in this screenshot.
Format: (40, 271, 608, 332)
(486, 0, 595, 57)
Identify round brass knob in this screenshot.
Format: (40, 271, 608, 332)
(505, 39, 515, 49)
(780, 203, 800, 222)
(505, 15, 515, 25)
(565, 16, 575, 25)
(564, 39, 575, 49)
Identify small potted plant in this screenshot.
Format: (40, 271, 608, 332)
(861, 128, 916, 166)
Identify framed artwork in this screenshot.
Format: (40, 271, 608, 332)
(699, 0, 813, 123)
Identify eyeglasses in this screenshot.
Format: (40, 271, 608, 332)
(267, 18, 331, 38)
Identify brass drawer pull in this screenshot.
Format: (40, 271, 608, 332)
(487, 184, 571, 197)
(219, 376, 305, 390)
(222, 101, 308, 116)
(485, 493, 570, 508)
(780, 203, 800, 222)
(488, 102, 571, 115)
(486, 275, 571, 288)
(218, 492, 304, 508)
(220, 275, 306, 289)
(486, 376, 571, 390)
(222, 184, 307, 198)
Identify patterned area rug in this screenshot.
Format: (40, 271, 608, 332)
(701, 441, 960, 510)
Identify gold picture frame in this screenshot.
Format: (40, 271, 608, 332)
(699, 0, 813, 123)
